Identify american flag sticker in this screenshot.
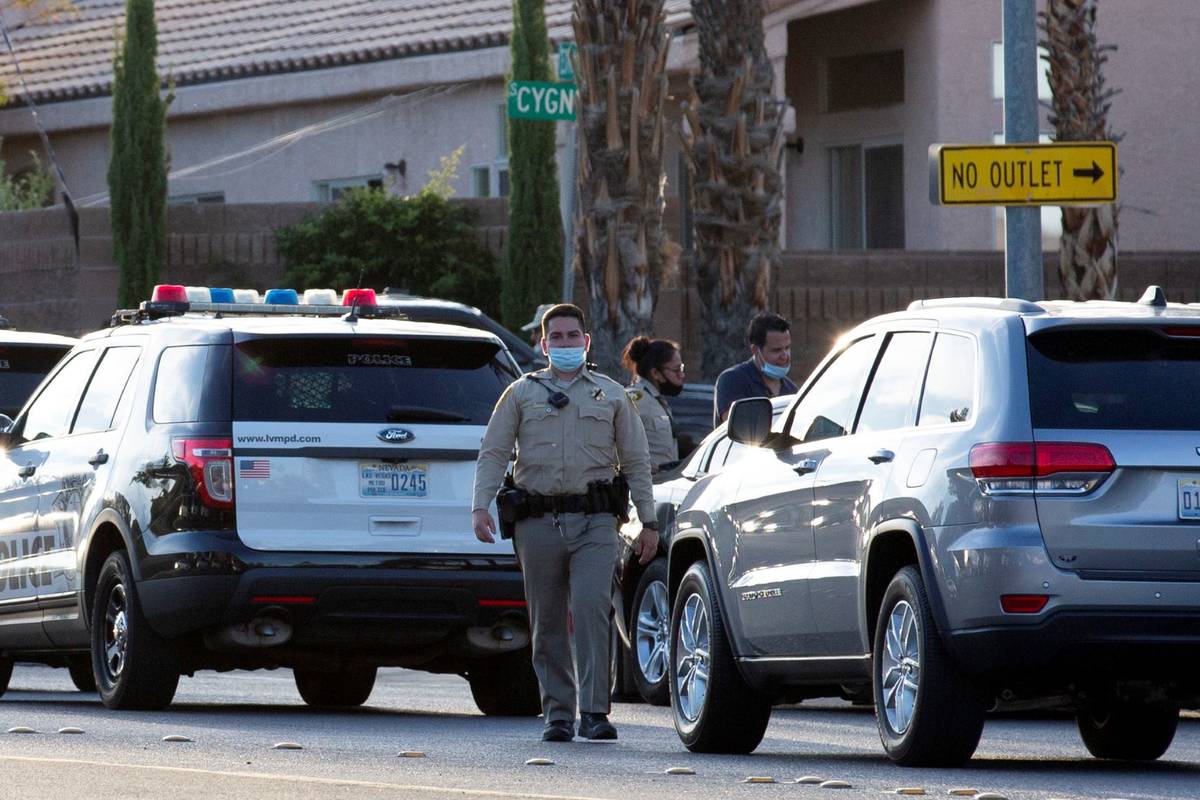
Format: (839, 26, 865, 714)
(239, 459, 270, 479)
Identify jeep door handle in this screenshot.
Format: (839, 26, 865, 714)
(18, 463, 36, 478)
(868, 449, 895, 465)
(793, 458, 819, 475)
(88, 450, 109, 467)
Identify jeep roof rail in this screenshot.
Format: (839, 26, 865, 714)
(905, 296, 1044, 314)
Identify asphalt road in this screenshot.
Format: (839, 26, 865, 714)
(0, 664, 1198, 800)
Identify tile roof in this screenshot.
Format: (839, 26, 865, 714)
(0, 0, 694, 105)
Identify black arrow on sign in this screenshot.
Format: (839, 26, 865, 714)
(1073, 161, 1105, 183)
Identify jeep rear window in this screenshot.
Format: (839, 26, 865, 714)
(1027, 328, 1200, 430)
(232, 337, 517, 424)
(0, 344, 70, 417)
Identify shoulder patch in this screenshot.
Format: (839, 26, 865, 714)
(626, 388, 644, 404)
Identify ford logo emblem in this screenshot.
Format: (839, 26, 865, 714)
(378, 428, 415, 444)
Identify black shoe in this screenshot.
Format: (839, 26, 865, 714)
(541, 720, 574, 742)
(578, 712, 617, 740)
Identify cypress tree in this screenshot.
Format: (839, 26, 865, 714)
(108, 0, 171, 308)
(502, 0, 563, 330)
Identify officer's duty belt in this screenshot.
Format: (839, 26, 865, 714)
(527, 492, 591, 515)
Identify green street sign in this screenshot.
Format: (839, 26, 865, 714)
(507, 80, 577, 122)
(557, 43, 577, 81)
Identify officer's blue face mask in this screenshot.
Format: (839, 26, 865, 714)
(547, 346, 586, 372)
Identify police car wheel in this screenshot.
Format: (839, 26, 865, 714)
(468, 649, 541, 716)
(68, 655, 96, 692)
(90, 551, 180, 710)
(293, 666, 377, 708)
(0, 657, 12, 697)
(631, 559, 671, 706)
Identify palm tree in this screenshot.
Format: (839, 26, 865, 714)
(572, 0, 678, 376)
(682, 0, 787, 381)
(1040, 0, 1120, 300)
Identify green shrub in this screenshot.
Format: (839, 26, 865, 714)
(0, 149, 55, 211)
(276, 187, 500, 317)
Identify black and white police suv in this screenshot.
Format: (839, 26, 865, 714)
(0, 285, 540, 713)
(0, 317, 76, 423)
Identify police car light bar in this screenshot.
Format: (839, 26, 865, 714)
(112, 285, 406, 325)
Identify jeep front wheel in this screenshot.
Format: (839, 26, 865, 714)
(873, 565, 985, 766)
(670, 561, 771, 753)
(91, 551, 180, 710)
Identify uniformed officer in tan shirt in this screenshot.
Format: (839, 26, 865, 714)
(472, 304, 657, 743)
(621, 336, 684, 469)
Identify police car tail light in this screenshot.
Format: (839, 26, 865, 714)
(151, 284, 189, 303)
(969, 442, 1114, 495)
(172, 438, 234, 509)
(263, 288, 299, 305)
(302, 288, 338, 305)
(342, 288, 377, 306)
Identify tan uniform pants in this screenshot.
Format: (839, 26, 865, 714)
(513, 512, 618, 724)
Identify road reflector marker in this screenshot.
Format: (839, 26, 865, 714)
(7, 727, 37, 734)
(397, 751, 427, 758)
(895, 790, 927, 796)
(273, 741, 303, 750)
(162, 734, 193, 743)
(820, 780, 852, 789)
(57, 727, 84, 735)
(525, 757, 554, 766)
(743, 776, 777, 784)
(664, 767, 695, 775)
(796, 776, 824, 784)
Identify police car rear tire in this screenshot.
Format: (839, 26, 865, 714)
(468, 649, 541, 716)
(294, 666, 377, 707)
(91, 551, 180, 710)
(68, 655, 96, 692)
(0, 657, 12, 697)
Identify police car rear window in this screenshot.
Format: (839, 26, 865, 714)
(232, 337, 517, 424)
(0, 344, 71, 417)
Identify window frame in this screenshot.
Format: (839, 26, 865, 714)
(853, 330, 935, 435)
(781, 333, 881, 445)
(71, 345, 143, 435)
(914, 331, 980, 430)
(829, 138, 905, 250)
(12, 348, 99, 444)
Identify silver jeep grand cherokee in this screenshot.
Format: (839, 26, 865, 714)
(666, 287, 1200, 766)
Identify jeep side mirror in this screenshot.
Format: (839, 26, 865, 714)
(727, 397, 772, 447)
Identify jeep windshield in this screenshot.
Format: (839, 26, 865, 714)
(233, 337, 517, 424)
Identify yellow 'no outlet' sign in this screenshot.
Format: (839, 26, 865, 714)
(929, 142, 1117, 206)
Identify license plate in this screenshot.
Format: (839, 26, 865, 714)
(360, 462, 428, 498)
(1178, 480, 1200, 520)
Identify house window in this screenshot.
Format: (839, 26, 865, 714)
(168, 192, 225, 206)
(829, 143, 905, 250)
(825, 50, 904, 112)
(471, 166, 491, 198)
(314, 176, 383, 203)
(469, 163, 509, 198)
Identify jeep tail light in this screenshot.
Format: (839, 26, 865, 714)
(969, 442, 1114, 495)
(172, 438, 234, 509)
(1000, 594, 1049, 613)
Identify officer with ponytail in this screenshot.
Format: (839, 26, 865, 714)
(622, 337, 684, 470)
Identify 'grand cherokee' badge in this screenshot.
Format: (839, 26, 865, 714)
(378, 428, 415, 444)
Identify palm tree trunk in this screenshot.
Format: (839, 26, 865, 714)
(683, 0, 786, 381)
(1040, 0, 1120, 300)
(572, 0, 678, 377)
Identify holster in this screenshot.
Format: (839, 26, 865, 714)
(584, 473, 631, 523)
(495, 472, 529, 540)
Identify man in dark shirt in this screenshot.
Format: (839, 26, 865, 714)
(713, 312, 799, 426)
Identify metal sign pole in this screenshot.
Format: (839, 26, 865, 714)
(1002, 0, 1042, 300)
(560, 120, 577, 303)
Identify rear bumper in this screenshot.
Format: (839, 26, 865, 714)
(136, 531, 527, 656)
(947, 609, 1200, 683)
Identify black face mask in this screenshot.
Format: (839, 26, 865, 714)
(656, 378, 683, 397)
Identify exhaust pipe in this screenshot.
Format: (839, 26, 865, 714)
(205, 607, 293, 649)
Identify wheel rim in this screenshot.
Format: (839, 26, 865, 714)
(674, 591, 710, 723)
(636, 580, 669, 685)
(880, 599, 920, 735)
(103, 583, 129, 682)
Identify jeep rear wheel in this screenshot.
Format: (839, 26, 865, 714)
(631, 558, 670, 706)
(670, 561, 771, 754)
(1077, 698, 1179, 761)
(873, 566, 985, 766)
(467, 649, 541, 716)
(91, 551, 180, 710)
(294, 666, 377, 707)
